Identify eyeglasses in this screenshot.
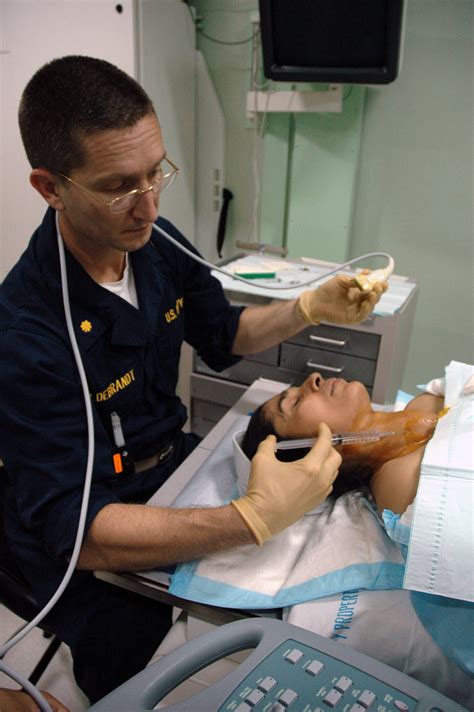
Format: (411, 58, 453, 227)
(53, 155, 179, 213)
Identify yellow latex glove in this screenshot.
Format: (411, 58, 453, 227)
(231, 423, 342, 544)
(298, 273, 387, 326)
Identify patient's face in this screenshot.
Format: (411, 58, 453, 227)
(263, 373, 372, 439)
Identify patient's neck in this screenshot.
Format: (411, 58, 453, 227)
(341, 409, 439, 468)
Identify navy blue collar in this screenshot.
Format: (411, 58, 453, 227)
(35, 208, 167, 348)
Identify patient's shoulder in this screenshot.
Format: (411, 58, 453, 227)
(370, 448, 425, 515)
(405, 392, 444, 414)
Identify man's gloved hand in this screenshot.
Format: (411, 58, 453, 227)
(298, 273, 387, 326)
(231, 423, 342, 544)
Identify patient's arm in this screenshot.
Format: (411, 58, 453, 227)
(404, 392, 444, 414)
(370, 448, 424, 514)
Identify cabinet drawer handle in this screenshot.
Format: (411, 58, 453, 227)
(306, 361, 344, 374)
(309, 335, 347, 347)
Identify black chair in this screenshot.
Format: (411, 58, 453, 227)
(0, 472, 62, 685)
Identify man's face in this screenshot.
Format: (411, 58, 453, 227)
(58, 113, 165, 255)
(263, 372, 372, 439)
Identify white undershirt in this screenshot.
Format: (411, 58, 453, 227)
(100, 254, 138, 308)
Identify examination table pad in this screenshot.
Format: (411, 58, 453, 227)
(284, 587, 474, 707)
(168, 416, 405, 609)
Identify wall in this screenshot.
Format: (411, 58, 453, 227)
(137, 0, 196, 242)
(0, 0, 136, 278)
(193, 0, 473, 393)
(0, 0, 196, 277)
(259, 88, 366, 262)
(1, 0, 472, 393)
(350, 0, 473, 391)
(192, 0, 262, 255)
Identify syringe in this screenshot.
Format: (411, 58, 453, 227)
(275, 430, 405, 451)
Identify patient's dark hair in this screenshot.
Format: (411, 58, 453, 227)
(19, 55, 155, 174)
(242, 404, 373, 500)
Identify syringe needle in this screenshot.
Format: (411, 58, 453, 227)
(275, 430, 406, 451)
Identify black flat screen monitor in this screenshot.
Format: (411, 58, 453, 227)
(259, 0, 405, 85)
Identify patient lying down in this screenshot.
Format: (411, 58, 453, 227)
(242, 373, 446, 515)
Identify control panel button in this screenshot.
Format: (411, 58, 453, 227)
(246, 689, 265, 706)
(234, 704, 253, 712)
(278, 688, 298, 707)
(258, 676, 277, 693)
(323, 689, 343, 708)
(358, 690, 376, 708)
(306, 660, 324, 677)
(284, 648, 304, 665)
(334, 675, 352, 693)
(270, 705, 286, 712)
(393, 702, 409, 711)
(349, 706, 367, 712)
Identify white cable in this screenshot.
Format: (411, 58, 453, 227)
(152, 223, 394, 292)
(0, 660, 53, 712)
(0, 212, 96, 711)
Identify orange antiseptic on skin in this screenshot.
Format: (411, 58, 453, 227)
(340, 409, 441, 469)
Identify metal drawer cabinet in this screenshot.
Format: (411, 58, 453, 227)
(280, 342, 377, 386)
(288, 324, 380, 360)
(190, 373, 247, 437)
(194, 356, 280, 386)
(193, 345, 280, 386)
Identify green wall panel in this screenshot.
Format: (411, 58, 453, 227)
(259, 113, 291, 248)
(269, 86, 366, 262)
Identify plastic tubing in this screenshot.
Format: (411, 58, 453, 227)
(152, 223, 394, 293)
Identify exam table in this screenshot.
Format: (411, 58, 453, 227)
(95, 377, 474, 707)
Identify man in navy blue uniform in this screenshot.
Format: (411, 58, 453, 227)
(0, 56, 385, 703)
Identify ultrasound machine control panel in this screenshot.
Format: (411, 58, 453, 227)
(89, 618, 466, 711)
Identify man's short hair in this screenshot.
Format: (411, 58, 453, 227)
(19, 55, 156, 174)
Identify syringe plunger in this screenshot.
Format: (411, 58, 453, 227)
(275, 430, 403, 451)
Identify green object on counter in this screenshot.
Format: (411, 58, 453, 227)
(234, 271, 277, 279)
